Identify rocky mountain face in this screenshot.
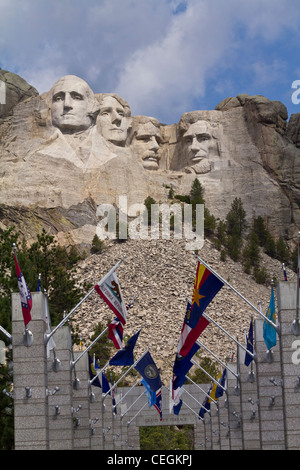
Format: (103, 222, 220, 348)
(1, 70, 299, 383)
(1, 70, 300, 251)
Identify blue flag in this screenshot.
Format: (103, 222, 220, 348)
(141, 378, 156, 407)
(109, 329, 140, 366)
(173, 343, 200, 388)
(173, 399, 183, 415)
(88, 354, 101, 388)
(263, 287, 277, 350)
(244, 320, 254, 366)
(102, 373, 111, 395)
(135, 351, 162, 393)
(36, 274, 41, 292)
(215, 368, 226, 398)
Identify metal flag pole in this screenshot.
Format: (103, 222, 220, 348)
(89, 360, 110, 386)
(193, 253, 279, 333)
(191, 358, 226, 394)
(115, 379, 142, 408)
(185, 375, 218, 404)
(102, 349, 149, 401)
(181, 398, 204, 422)
(181, 385, 204, 408)
(121, 389, 146, 420)
(70, 326, 108, 369)
(187, 298, 255, 362)
(45, 255, 126, 345)
(127, 401, 148, 426)
(196, 339, 238, 379)
(292, 232, 300, 335)
(0, 325, 12, 342)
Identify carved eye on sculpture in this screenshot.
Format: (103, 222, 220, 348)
(71, 92, 84, 101)
(53, 93, 64, 102)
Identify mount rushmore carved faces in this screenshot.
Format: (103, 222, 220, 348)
(96, 94, 132, 147)
(129, 117, 161, 170)
(182, 120, 212, 173)
(49, 75, 100, 133)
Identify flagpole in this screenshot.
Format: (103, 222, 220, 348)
(181, 385, 205, 408)
(196, 339, 238, 379)
(102, 349, 149, 400)
(89, 360, 110, 385)
(45, 255, 126, 345)
(121, 389, 146, 419)
(191, 358, 226, 392)
(70, 326, 108, 369)
(186, 298, 255, 361)
(181, 398, 204, 422)
(127, 401, 148, 426)
(115, 379, 142, 408)
(292, 232, 300, 335)
(193, 253, 279, 333)
(185, 375, 218, 403)
(0, 325, 12, 341)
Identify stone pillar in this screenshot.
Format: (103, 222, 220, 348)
(72, 352, 91, 449)
(277, 281, 300, 450)
(226, 362, 243, 450)
(12, 292, 49, 450)
(254, 317, 285, 449)
(238, 346, 261, 450)
(47, 325, 74, 450)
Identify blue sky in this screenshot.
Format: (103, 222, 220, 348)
(1, 0, 300, 124)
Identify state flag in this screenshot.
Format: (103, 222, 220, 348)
(88, 354, 101, 388)
(135, 351, 162, 393)
(14, 252, 32, 326)
(108, 318, 124, 349)
(95, 270, 127, 325)
(109, 329, 140, 366)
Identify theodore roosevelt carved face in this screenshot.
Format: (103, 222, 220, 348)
(49, 75, 99, 133)
(129, 117, 161, 170)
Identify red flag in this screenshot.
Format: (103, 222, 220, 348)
(14, 253, 32, 326)
(108, 318, 123, 349)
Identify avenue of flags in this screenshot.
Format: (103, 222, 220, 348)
(10, 243, 286, 425)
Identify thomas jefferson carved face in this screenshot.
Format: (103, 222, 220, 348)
(131, 121, 161, 170)
(182, 120, 212, 168)
(50, 76, 98, 133)
(97, 96, 130, 146)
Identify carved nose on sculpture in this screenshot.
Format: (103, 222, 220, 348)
(63, 93, 73, 109)
(149, 136, 159, 151)
(111, 110, 121, 124)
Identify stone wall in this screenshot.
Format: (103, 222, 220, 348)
(10, 281, 300, 450)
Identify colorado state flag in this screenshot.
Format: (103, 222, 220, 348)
(177, 263, 223, 357)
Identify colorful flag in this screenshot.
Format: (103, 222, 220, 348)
(177, 263, 223, 357)
(282, 263, 287, 281)
(95, 270, 127, 325)
(14, 252, 32, 326)
(173, 399, 183, 415)
(177, 301, 210, 357)
(135, 351, 162, 393)
(109, 329, 140, 366)
(209, 369, 222, 402)
(141, 378, 156, 407)
(88, 354, 101, 388)
(215, 368, 227, 399)
(102, 372, 111, 395)
(244, 319, 254, 366)
(154, 388, 162, 421)
(108, 318, 124, 349)
(199, 387, 212, 419)
(173, 342, 200, 388)
(263, 286, 277, 350)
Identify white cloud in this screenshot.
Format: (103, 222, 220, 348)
(1, 0, 300, 123)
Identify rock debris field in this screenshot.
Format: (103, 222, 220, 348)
(71, 237, 296, 385)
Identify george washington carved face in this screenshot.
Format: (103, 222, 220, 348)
(49, 75, 99, 133)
